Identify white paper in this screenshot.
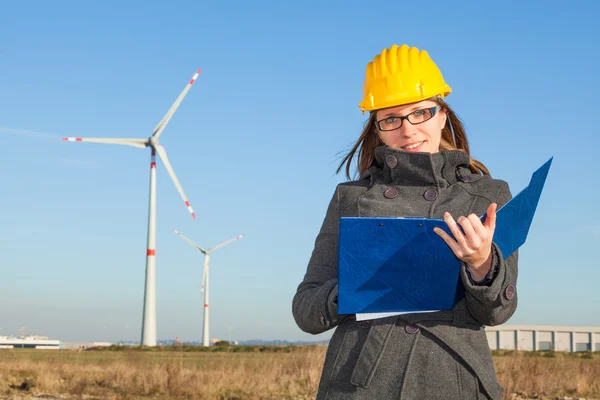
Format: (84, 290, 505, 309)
(356, 310, 440, 321)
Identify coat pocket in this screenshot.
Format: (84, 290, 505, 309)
(318, 318, 372, 393)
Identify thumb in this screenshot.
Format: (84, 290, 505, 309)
(484, 202, 497, 230)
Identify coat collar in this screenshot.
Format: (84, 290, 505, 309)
(362, 145, 476, 188)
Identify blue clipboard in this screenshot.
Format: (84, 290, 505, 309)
(337, 158, 552, 315)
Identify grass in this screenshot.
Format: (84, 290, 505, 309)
(0, 346, 324, 400)
(0, 346, 599, 399)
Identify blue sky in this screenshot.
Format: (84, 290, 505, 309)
(1, 0, 599, 343)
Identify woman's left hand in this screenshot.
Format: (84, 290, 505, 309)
(433, 203, 497, 281)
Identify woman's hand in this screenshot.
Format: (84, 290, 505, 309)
(433, 203, 497, 281)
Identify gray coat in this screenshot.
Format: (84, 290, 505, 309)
(292, 146, 518, 400)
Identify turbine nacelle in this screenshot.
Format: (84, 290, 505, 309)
(148, 136, 159, 149)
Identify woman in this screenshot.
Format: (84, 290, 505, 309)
(292, 44, 518, 399)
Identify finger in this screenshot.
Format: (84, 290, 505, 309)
(458, 216, 480, 248)
(434, 227, 463, 256)
(467, 213, 487, 238)
(443, 212, 468, 248)
(483, 203, 498, 231)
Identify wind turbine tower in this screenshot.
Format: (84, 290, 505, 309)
(173, 229, 244, 346)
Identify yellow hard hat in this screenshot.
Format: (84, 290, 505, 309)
(359, 44, 452, 113)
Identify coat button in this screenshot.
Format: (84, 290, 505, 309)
(423, 188, 438, 201)
(384, 188, 398, 199)
(386, 155, 398, 169)
(504, 285, 516, 300)
(405, 324, 420, 334)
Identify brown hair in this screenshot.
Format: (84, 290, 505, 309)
(336, 97, 490, 180)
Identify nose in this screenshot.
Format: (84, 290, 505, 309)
(397, 120, 416, 137)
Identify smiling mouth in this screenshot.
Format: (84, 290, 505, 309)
(402, 141, 425, 151)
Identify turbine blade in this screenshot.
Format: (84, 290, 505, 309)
(207, 234, 245, 253)
(154, 145, 195, 219)
(62, 137, 147, 149)
(173, 229, 205, 252)
(152, 68, 202, 139)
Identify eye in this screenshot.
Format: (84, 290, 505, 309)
(384, 117, 398, 124)
(412, 110, 426, 117)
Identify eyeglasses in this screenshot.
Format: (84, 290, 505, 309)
(376, 106, 441, 131)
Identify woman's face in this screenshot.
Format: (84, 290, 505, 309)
(374, 100, 447, 154)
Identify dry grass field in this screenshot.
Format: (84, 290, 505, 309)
(0, 346, 598, 400)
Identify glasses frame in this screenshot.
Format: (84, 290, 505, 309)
(376, 106, 441, 131)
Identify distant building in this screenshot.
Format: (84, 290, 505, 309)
(61, 341, 113, 350)
(0, 335, 117, 350)
(0, 335, 61, 350)
(485, 324, 600, 352)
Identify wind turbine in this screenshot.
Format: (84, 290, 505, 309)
(172, 229, 245, 346)
(63, 69, 202, 347)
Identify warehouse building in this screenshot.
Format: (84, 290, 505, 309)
(485, 324, 600, 352)
(0, 335, 61, 349)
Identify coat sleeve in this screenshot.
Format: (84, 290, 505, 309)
(292, 186, 349, 334)
(460, 180, 519, 326)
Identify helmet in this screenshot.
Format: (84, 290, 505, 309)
(359, 44, 452, 113)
